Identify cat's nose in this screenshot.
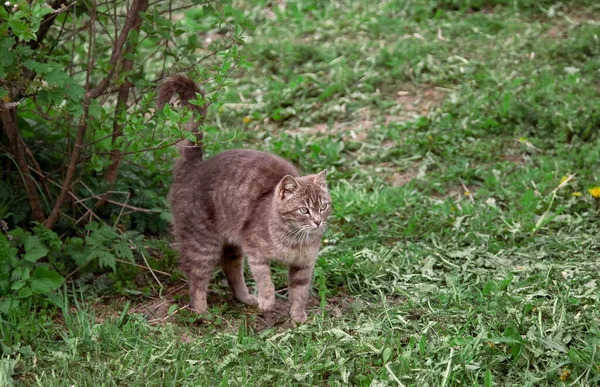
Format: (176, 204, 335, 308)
(313, 219, 322, 227)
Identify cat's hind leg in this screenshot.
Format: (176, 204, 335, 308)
(221, 243, 257, 306)
(180, 239, 221, 314)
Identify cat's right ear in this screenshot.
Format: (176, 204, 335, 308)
(279, 175, 300, 200)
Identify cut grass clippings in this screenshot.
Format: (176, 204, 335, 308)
(4, 0, 600, 385)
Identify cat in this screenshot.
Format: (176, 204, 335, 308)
(157, 75, 332, 323)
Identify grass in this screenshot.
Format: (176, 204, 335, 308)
(4, 0, 600, 385)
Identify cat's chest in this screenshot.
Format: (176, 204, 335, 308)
(272, 243, 320, 266)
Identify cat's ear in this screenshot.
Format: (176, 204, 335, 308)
(279, 175, 300, 199)
(314, 170, 327, 187)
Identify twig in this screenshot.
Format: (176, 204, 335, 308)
(138, 246, 164, 290)
(115, 258, 172, 277)
(437, 27, 447, 41)
(43, 0, 98, 229)
(460, 179, 475, 204)
(149, 304, 189, 324)
(25, 146, 52, 200)
(385, 363, 406, 387)
(533, 174, 575, 233)
(441, 347, 454, 387)
(517, 137, 544, 152)
(101, 0, 149, 204)
(0, 110, 46, 222)
(94, 138, 184, 156)
(549, 173, 575, 196)
(86, 0, 144, 99)
(77, 181, 157, 213)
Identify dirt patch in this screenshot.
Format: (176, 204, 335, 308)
(304, 87, 446, 140)
(130, 282, 188, 324)
(302, 108, 373, 141)
(395, 87, 446, 117)
(390, 170, 418, 187)
(124, 281, 355, 333)
(501, 154, 525, 165)
(547, 26, 564, 40)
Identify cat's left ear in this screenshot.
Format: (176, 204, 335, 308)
(314, 170, 328, 187)
(279, 175, 300, 200)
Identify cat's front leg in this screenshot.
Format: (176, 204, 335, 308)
(288, 263, 315, 323)
(247, 256, 276, 311)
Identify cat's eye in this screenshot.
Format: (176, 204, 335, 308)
(320, 203, 328, 211)
(299, 207, 309, 214)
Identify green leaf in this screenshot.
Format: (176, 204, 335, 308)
(11, 281, 25, 290)
(0, 37, 16, 78)
(0, 297, 19, 315)
(23, 235, 49, 262)
(32, 3, 53, 19)
(0, 233, 10, 262)
(23, 59, 53, 74)
(93, 249, 117, 271)
(90, 154, 105, 172)
(33, 222, 62, 250)
(71, 246, 93, 266)
(382, 347, 392, 363)
(65, 83, 85, 101)
(482, 280, 495, 296)
(499, 273, 513, 291)
(319, 83, 342, 101)
(17, 286, 32, 298)
(8, 19, 27, 39)
(114, 241, 134, 262)
(30, 266, 65, 294)
(484, 369, 493, 387)
(46, 69, 71, 88)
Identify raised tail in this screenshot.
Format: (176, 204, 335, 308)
(157, 74, 207, 161)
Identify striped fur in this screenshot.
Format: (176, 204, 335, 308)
(159, 75, 331, 323)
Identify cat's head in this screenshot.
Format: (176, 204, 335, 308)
(274, 170, 332, 237)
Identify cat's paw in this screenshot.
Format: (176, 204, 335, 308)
(190, 297, 207, 314)
(240, 294, 258, 306)
(190, 302, 207, 314)
(290, 309, 307, 323)
(258, 296, 275, 311)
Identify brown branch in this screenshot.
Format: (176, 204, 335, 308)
(25, 146, 52, 200)
(43, 109, 89, 229)
(86, 0, 143, 99)
(94, 138, 183, 156)
(100, 0, 149, 207)
(0, 109, 46, 222)
(0, 1, 71, 224)
(43, 0, 99, 230)
(44, 0, 151, 228)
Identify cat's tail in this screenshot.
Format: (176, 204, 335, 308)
(157, 74, 207, 161)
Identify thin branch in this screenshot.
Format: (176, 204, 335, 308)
(101, 0, 149, 200)
(86, 0, 143, 99)
(115, 258, 172, 277)
(0, 110, 46, 222)
(95, 138, 184, 156)
(43, 0, 98, 229)
(138, 248, 164, 290)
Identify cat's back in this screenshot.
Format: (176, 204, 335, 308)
(180, 148, 297, 184)
(171, 149, 298, 212)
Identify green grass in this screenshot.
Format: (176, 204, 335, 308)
(4, 0, 600, 385)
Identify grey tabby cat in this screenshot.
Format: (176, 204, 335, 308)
(158, 75, 332, 323)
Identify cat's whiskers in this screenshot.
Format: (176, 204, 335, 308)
(278, 224, 312, 246)
(320, 221, 337, 237)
